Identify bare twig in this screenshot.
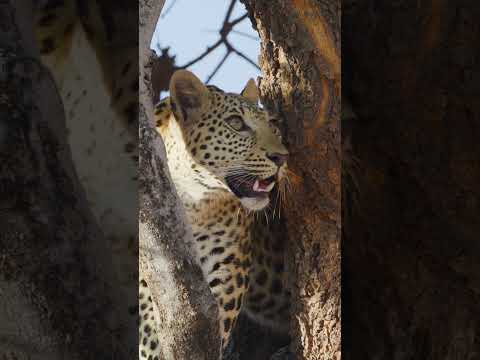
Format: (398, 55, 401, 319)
(206, 49, 232, 84)
(180, 38, 223, 69)
(223, 0, 238, 24)
(232, 47, 260, 70)
(170, 0, 259, 82)
(231, 29, 259, 41)
(229, 13, 248, 27)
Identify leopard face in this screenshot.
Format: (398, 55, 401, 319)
(169, 70, 289, 211)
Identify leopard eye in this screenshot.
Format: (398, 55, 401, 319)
(225, 115, 249, 132)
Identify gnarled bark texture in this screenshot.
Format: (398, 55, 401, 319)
(139, 1, 220, 359)
(343, 1, 480, 358)
(241, 1, 341, 359)
(0, 1, 135, 358)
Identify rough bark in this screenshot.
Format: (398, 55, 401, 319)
(139, 2, 220, 359)
(0, 1, 134, 358)
(343, 1, 480, 359)
(241, 1, 341, 359)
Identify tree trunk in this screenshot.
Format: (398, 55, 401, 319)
(342, 1, 480, 359)
(241, 1, 341, 359)
(0, 1, 134, 358)
(139, 2, 221, 359)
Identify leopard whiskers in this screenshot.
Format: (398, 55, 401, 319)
(285, 168, 303, 188)
(263, 208, 270, 226)
(276, 168, 302, 206)
(226, 174, 253, 183)
(236, 206, 243, 224)
(272, 186, 282, 220)
(226, 172, 256, 186)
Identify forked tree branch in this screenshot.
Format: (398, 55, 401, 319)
(158, 0, 260, 84)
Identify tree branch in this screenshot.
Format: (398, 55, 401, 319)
(223, 0, 238, 24)
(229, 13, 248, 27)
(140, 1, 220, 359)
(179, 38, 223, 69)
(231, 29, 258, 41)
(231, 46, 260, 70)
(206, 49, 232, 84)
(168, 0, 257, 82)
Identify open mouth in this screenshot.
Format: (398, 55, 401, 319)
(225, 174, 276, 199)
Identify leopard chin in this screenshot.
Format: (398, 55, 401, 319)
(240, 196, 270, 211)
(225, 173, 276, 212)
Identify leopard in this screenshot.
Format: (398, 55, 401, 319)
(140, 70, 293, 359)
(33, 0, 138, 355)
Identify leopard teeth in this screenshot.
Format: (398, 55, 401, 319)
(253, 179, 275, 192)
(265, 181, 275, 192)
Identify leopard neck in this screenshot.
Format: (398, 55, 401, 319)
(158, 113, 233, 209)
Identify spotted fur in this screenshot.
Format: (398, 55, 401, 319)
(34, 0, 138, 133)
(140, 70, 291, 359)
(34, 3, 138, 238)
(34, 2, 138, 356)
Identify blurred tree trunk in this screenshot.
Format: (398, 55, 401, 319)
(139, 1, 220, 359)
(343, 1, 480, 359)
(0, 1, 133, 359)
(241, 1, 341, 359)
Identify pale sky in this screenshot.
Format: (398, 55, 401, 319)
(151, 0, 261, 94)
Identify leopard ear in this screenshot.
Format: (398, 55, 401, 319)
(241, 78, 259, 103)
(169, 70, 209, 122)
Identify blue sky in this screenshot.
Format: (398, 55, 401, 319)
(151, 0, 261, 94)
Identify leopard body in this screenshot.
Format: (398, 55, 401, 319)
(34, 1, 138, 356)
(139, 70, 291, 359)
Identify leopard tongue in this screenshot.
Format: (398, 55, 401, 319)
(253, 179, 275, 192)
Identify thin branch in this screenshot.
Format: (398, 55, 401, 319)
(178, 11, 255, 70)
(229, 13, 248, 27)
(162, 0, 259, 80)
(231, 29, 259, 41)
(179, 38, 223, 69)
(223, 0, 237, 24)
(206, 50, 232, 84)
(231, 47, 260, 70)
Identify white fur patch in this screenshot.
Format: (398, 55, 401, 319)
(240, 197, 269, 211)
(44, 26, 138, 290)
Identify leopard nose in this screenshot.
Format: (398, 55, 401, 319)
(267, 152, 288, 167)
